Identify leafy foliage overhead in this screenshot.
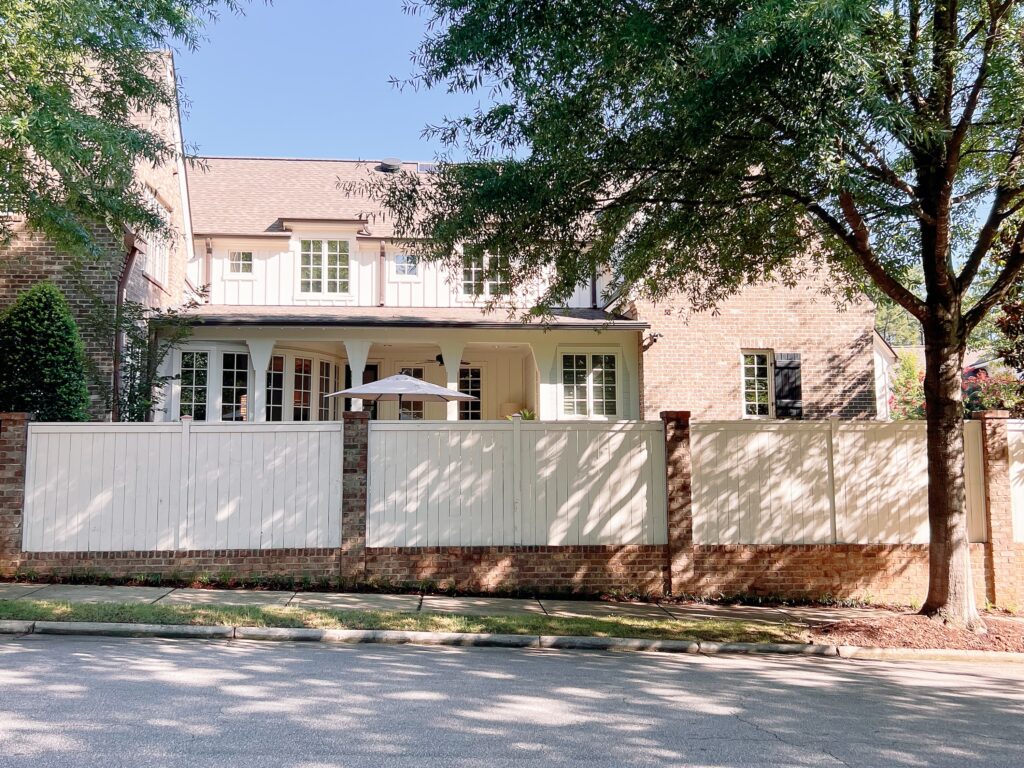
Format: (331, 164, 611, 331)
(378, 0, 1024, 328)
(0, 0, 242, 256)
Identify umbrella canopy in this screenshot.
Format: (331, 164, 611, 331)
(326, 373, 476, 402)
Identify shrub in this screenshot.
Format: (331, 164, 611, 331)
(890, 355, 925, 420)
(0, 282, 90, 420)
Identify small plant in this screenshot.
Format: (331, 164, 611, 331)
(505, 408, 537, 420)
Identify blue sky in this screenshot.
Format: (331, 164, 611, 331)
(173, 1, 482, 161)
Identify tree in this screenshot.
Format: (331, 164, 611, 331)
(892, 356, 926, 420)
(0, 282, 90, 421)
(0, 0, 243, 256)
(378, 0, 1024, 627)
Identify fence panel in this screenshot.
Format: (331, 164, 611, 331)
(22, 421, 343, 552)
(692, 419, 987, 545)
(1009, 421, 1024, 542)
(367, 420, 667, 547)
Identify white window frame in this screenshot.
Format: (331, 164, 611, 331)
(177, 350, 210, 421)
(392, 252, 420, 281)
(141, 189, 171, 287)
(398, 365, 426, 419)
(457, 365, 484, 421)
(227, 250, 254, 278)
(741, 349, 775, 419)
(459, 248, 508, 298)
(556, 348, 623, 421)
(297, 238, 352, 297)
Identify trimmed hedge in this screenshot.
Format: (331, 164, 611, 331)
(0, 282, 89, 420)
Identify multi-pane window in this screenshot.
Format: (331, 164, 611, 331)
(318, 361, 336, 420)
(394, 253, 418, 277)
(142, 190, 170, 285)
(742, 352, 773, 417)
(179, 351, 208, 420)
(293, 357, 313, 421)
(300, 239, 350, 293)
(221, 352, 249, 422)
(266, 355, 284, 422)
(461, 248, 508, 296)
(458, 367, 482, 420)
(560, 353, 619, 418)
(399, 367, 425, 420)
(229, 251, 253, 274)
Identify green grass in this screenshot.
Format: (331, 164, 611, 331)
(0, 599, 805, 643)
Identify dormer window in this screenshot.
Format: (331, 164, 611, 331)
(229, 251, 253, 274)
(394, 252, 418, 277)
(461, 247, 509, 296)
(300, 239, 350, 294)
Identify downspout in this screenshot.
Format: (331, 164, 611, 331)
(590, 266, 598, 309)
(378, 241, 386, 307)
(112, 232, 139, 422)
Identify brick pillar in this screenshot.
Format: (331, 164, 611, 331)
(661, 411, 693, 595)
(975, 410, 1019, 607)
(340, 411, 369, 582)
(0, 413, 31, 576)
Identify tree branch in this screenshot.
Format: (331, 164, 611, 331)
(963, 220, 1024, 331)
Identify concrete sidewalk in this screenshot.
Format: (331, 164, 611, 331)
(0, 582, 893, 626)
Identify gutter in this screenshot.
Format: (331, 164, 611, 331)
(169, 315, 650, 331)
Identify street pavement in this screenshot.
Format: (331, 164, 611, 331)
(0, 634, 1021, 767)
(0, 582, 892, 626)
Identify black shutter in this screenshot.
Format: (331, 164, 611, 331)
(774, 353, 802, 419)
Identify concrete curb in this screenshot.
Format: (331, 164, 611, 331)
(2, 621, 1023, 661)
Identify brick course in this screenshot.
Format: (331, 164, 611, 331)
(634, 273, 877, 420)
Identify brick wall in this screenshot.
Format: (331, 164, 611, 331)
(634, 273, 877, 420)
(0, 53, 190, 418)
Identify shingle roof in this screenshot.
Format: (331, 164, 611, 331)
(178, 304, 648, 330)
(187, 156, 422, 237)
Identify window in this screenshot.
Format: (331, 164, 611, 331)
(229, 251, 253, 274)
(742, 351, 773, 417)
(560, 353, 619, 418)
(266, 355, 284, 422)
(459, 367, 482, 420)
(142, 190, 170, 285)
(394, 253, 418, 277)
(293, 357, 313, 421)
(399, 366, 425, 420)
(461, 248, 508, 296)
(221, 352, 249, 422)
(300, 239, 349, 294)
(179, 351, 208, 420)
(318, 361, 336, 420)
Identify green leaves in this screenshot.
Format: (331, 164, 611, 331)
(0, 282, 90, 421)
(0, 0, 244, 257)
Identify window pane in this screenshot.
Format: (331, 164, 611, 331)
(399, 367, 425, 419)
(221, 352, 249, 421)
(326, 240, 349, 293)
(230, 251, 253, 274)
(561, 354, 589, 416)
(742, 352, 772, 417)
(395, 253, 418, 276)
(462, 247, 484, 295)
(318, 360, 334, 420)
(487, 254, 509, 296)
(300, 240, 323, 293)
(591, 354, 617, 416)
(458, 367, 482, 420)
(293, 357, 312, 421)
(266, 355, 284, 422)
(179, 351, 209, 421)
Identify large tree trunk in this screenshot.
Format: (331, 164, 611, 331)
(919, 328, 982, 629)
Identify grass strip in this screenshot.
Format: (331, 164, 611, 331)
(0, 599, 804, 643)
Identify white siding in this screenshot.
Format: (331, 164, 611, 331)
(367, 420, 667, 547)
(692, 420, 987, 545)
(23, 422, 342, 552)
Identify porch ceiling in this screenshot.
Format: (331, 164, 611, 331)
(178, 304, 648, 330)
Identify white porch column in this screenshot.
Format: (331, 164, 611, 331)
(343, 339, 372, 412)
(245, 339, 275, 422)
(439, 340, 466, 421)
(531, 339, 560, 420)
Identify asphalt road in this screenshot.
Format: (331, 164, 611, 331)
(1, 635, 1022, 767)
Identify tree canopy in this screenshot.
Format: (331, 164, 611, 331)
(0, 0, 242, 257)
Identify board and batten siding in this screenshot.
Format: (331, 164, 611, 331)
(367, 420, 668, 547)
(22, 421, 343, 552)
(692, 420, 987, 545)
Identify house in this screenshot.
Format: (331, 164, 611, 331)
(152, 153, 882, 424)
(0, 53, 193, 416)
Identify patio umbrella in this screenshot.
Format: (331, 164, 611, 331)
(325, 373, 477, 410)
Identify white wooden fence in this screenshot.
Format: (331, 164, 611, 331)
(22, 420, 343, 552)
(367, 420, 668, 547)
(1007, 421, 1024, 543)
(691, 420, 988, 545)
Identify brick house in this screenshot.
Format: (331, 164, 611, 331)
(0, 53, 194, 416)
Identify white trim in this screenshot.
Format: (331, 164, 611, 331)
(740, 349, 776, 419)
(555, 346, 623, 421)
(293, 235, 356, 300)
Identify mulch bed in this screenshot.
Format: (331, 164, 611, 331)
(814, 614, 1024, 652)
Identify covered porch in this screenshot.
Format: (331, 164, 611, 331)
(159, 311, 645, 423)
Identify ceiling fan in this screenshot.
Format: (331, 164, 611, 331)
(409, 354, 469, 367)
